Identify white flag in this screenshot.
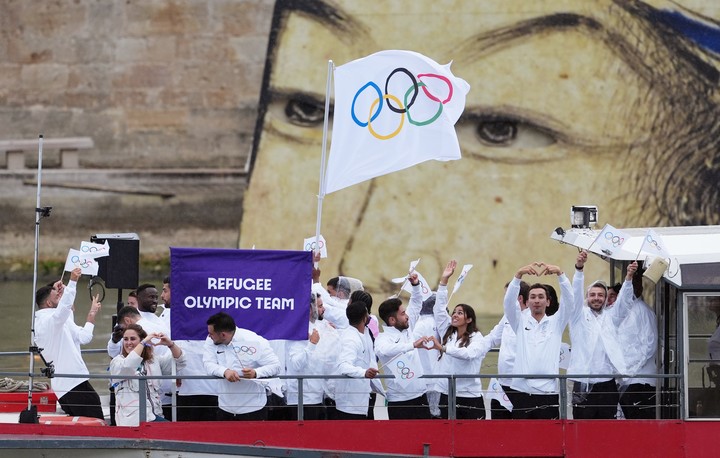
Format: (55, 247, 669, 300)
(388, 349, 425, 388)
(302, 234, 328, 258)
(401, 270, 434, 301)
(487, 377, 513, 411)
(63, 248, 99, 276)
(639, 229, 670, 259)
(592, 223, 629, 256)
(559, 342, 572, 370)
(452, 264, 473, 295)
(325, 50, 469, 194)
(80, 240, 110, 259)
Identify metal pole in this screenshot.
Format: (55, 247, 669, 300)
(26, 135, 44, 412)
(558, 376, 567, 419)
(313, 60, 334, 265)
(448, 376, 457, 420)
(297, 377, 304, 421)
(138, 377, 147, 423)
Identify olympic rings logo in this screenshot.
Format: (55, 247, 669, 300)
(396, 360, 415, 379)
(233, 345, 256, 355)
(604, 231, 625, 248)
(304, 240, 325, 251)
(71, 255, 93, 269)
(351, 67, 454, 140)
(645, 235, 662, 251)
(420, 281, 429, 295)
(81, 246, 100, 253)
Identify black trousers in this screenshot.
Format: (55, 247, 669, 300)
(572, 379, 619, 419)
(335, 410, 367, 420)
(216, 406, 268, 421)
(176, 394, 219, 421)
(511, 392, 559, 419)
(287, 403, 326, 421)
(387, 394, 432, 420)
(58, 380, 104, 420)
(439, 394, 486, 419)
(619, 383, 656, 419)
(489, 385, 519, 419)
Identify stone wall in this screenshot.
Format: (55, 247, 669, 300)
(0, 0, 275, 168)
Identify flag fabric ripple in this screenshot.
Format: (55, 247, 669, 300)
(325, 50, 470, 194)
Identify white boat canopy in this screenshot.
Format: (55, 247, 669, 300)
(549, 225, 720, 288)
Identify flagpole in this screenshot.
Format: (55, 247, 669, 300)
(314, 60, 334, 267)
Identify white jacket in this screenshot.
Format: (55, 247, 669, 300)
(335, 327, 384, 415)
(614, 288, 657, 387)
(110, 350, 186, 426)
(203, 327, 281, 415)
(567, 270, 629, 384)
(34, 280, 94, 398)
(504, 274, 574, 394)
(434, 285, 492, 397)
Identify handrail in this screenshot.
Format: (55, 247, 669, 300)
(0, 370, 682, 422)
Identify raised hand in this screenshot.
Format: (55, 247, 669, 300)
(440, 260, 457, 286)
(575, 250, 588, 270)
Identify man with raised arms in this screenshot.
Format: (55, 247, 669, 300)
(503, 262, 575, 419)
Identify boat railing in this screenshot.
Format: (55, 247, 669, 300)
(0, 368, 680, 422)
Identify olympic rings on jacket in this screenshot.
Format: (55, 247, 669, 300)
(350, 67, 454, 140)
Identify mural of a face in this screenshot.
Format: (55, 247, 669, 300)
(241, 0, 720, 312)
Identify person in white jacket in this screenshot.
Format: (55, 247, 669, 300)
(412, 293, 443, 418)
(613, 261, 658, 419)
(110, 324, 185, 426)
(375, 273, 434, 419)
(430, 260, 492, 420)
(568, 251, 630, 419)
(503, 261, 574, 419)
(203, 312, 281, 421)
(334, 301, 384, 419)
(34, 267, 104, 420)
(285, 294, 331, 420)
(485, 280, 530, 419)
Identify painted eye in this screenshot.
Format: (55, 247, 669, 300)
(283, 94, 327, 127)
(476, 120, 518, 146)
(456, 112, 563, 162)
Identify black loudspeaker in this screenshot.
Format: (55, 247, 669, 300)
(90, 233, 140, 290)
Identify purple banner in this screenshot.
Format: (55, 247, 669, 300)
(170, 247, 312, 340)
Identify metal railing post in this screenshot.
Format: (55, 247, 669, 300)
(448, 376, 457, 420)
(297, 377, 304, 421)
(558, 376, 567, 419)
(138, 377, 147, 423)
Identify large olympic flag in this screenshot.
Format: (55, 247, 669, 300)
(324, 50, 470, 194)
(170, 247, 312, 341)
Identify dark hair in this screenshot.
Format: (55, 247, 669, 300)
(118, 305, 141, 323)
(441, 303, 477, 351)
(350, 290, 373, 314)
(519, 281, 530, 304)
(128, 290, 138, 299)
(122, 323, 152, 361)
(136, 283, 156, 295)
(544, 284, 559, 316)
(378, 297, 402, 326)
(528, 283, 550, 298)
(326, 277, 339, 290)
(118, 305, 141, 322)
(163, 275, 170, 285)
(35, 282, 54, 307)
(420, 294, 436, 315)
(610, 283, 622, 294)
(207, 312, 236, 333)
(346, 301, 368, 326)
